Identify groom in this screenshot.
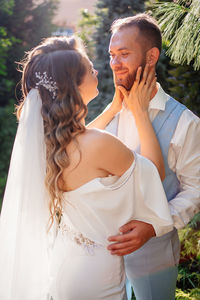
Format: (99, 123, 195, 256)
(106, 13, 200, 300)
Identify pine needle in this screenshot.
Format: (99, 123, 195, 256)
(152, 0, 200, 70)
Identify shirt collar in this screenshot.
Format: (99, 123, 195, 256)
(149, 83, 169, 111)
(121, 83, 169, 113)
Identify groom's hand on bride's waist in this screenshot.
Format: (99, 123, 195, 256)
(107, 220, 156, 256)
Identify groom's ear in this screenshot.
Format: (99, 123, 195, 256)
(146, 47, 160, 67)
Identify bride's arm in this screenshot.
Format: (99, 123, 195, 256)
(118, 65, 165, 181)
(87, 75, 123, 129)
(86, 104, 117, 129)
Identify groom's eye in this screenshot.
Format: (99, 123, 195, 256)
(121, 53, 129, 57)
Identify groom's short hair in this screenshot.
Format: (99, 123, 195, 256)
(111, 13, 162, 54)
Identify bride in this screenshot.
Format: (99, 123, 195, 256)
(0, 36, 173, 300)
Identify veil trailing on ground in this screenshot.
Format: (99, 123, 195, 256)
(0, 89, 53, 300)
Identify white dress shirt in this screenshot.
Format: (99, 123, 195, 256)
(117, 84, 200, 229)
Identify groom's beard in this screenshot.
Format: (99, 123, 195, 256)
(121, 72, 137, 91)
(115, 70, 135, 90)
(116, 60, 146, 91)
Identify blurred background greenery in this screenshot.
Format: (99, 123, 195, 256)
(0, 0, 199, 299)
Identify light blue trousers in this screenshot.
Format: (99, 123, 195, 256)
(125, 228, 180, 300)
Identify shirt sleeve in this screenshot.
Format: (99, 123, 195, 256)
(168, 109, 200, 229)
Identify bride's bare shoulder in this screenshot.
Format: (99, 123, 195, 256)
(66, 128, 112, 153)
(78, 128, 125, 151)
(83, 128, 119, 143)
(81, 128, 134, 176)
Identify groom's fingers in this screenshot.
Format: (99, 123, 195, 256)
(108, 232, 141, 254)
(111, 246, 136, 256)
(108, 221, 155, 255)
(119, 220, 136, 233)
(107, 240, 133, 251)
(108, 232, 132, 243)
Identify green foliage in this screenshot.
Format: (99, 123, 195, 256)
(0, 0, 14, 14)
(0, 27, 14, 108)
(131, 287, 136, 299)
(14, 0, 58, 47)
(0, 27, 12, 76)
(0, 0, 58, 106)
(177, 261, 200, 290)
(78, 9, 98, 60)
(189, 212, 200, 230)
(0, 0, 58, 206)
(175, 288, 200, 300)
(179, 226, 200, 259)
(0, 2, 16, 102)
(0, 101, 17, 207)
(150, 0, 200, 115)
(153, 0, 200, 70)
(177, 212, 200, 291)
(166, 64, 200, 116)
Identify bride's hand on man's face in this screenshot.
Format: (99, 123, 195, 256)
(118, 64, 156, 117)
(110, 73, 124, 114)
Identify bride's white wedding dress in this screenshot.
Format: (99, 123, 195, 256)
(49, 154, 173, 300)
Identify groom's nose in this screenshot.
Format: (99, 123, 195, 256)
(110, 56, 122, 69)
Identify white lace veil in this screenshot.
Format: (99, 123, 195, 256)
(0, 89, 53, 300)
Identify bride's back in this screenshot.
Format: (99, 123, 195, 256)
(60, 128, 110, 191)
(61, 128, 133, 192)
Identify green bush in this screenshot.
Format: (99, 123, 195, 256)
(167, 64, 200, 116)
(0, 101, 17, 207)
(175, 288, 200, 300)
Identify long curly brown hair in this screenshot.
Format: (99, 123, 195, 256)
(17, 36, 88, 226)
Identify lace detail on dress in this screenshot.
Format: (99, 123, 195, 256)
(59, 222, 103, 255)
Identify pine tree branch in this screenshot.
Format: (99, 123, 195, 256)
(152, 0, 200, 70)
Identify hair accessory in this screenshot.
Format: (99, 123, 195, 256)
(35, 71, 58, 99)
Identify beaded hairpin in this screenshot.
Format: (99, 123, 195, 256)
(35, 71, 58, 99)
